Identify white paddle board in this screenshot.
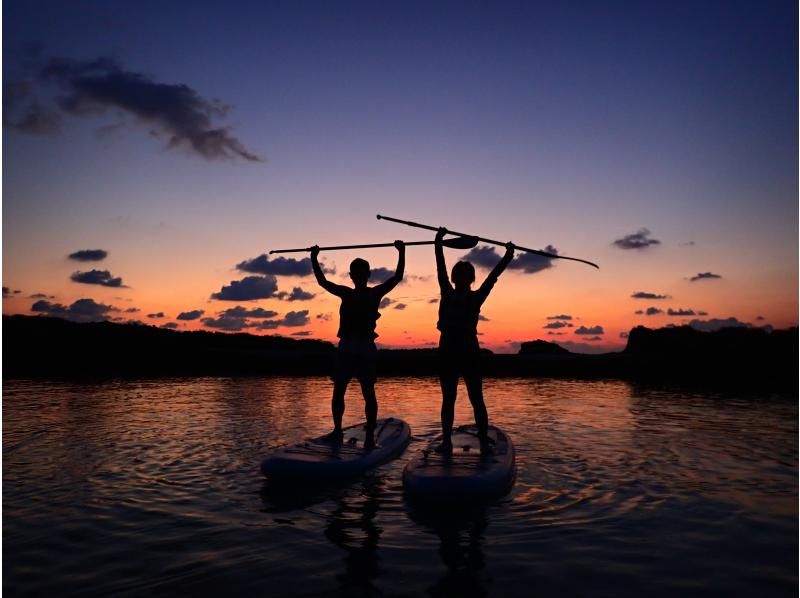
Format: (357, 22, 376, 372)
(403, 425, 515, 501)
(261, 417, 411, 480)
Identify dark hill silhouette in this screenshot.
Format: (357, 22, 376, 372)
(519, 340, 570, 355)
(3, 315, 334, 378)
(3, 315, 797, 389)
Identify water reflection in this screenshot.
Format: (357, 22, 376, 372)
(324, 477, 383, 597)
(407, 502, 490, 598)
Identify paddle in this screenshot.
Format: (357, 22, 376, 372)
(376, 214, 599, 269)
(270, 236, 479, 254)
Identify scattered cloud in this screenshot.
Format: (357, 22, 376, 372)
(68, 249, 107, 262)
(687, 317, 764, 332)
(177, 309, 205, 320)
(236, 254, 314, 276)
(2, 287, 9, 298)
(393, 303, 407, 310)
(70, 269, 126, 287)
(612, 229, 660, 250)
(276, 286, 315, 301)
(147, 312, 165, 319)
(544, 321, 573, 329)
(585, 336, 603, 341)
(631, 291, 670, 300)
(31, 297, 119, 322)
(211, 275, 278, 301)
(461, 245, 558, 274)
(546, 331, 566, 336)
(478, 315, 489, 321)
(619, 331, 629, 338)
(125, 307, 140, 313)
(575, 325, 604, 335)
(546, 314, 572, 320)
(24, 56, 263, 161)
(219, 306, 278, 319)
(756, 315, 765, 321)
(291, 331, 311, 337)
(644, 307, 663, 316)
(697, 310, 708, 316)
(254, 310, 310, 329)
(379, 298, 393, 309)
(428, 298, 439, 304)
(316, 313, 332, 321)
(369, 267, 395, 283)
(690, 272, 722, 282)
(29, 293, 50, 299)
(667, 308, 695, 316)
(201, 315, 250, 331)
(511, 246, 559, 273)
(161, 322, 179, 330)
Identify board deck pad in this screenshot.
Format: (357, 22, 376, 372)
(403, 425, 515, 501)
(261, 417, 411, 480)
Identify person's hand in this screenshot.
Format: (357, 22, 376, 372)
(310, 245, 320, 258)
(394, 240, 405, 251)
(435, 227, 448, 241)
(504, 242, 515, 257)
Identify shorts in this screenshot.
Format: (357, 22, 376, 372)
(439, 333, 481, 379)
(333, 337, 378, 384)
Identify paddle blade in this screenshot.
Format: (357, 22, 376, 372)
(442, 235, 479, 249)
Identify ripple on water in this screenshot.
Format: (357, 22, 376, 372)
(3, 377, 797, 597)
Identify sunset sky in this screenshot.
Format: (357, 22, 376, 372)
(3, 1, 797, 353)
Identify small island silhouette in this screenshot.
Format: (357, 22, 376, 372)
(3, 315, 796, 389)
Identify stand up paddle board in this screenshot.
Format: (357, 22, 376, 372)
(403, 425, 515, 501)
(261, 417, 411, 480)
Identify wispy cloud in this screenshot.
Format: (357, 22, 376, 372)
(14, 56, 264, 161)
(31, 297, 119, 322)
(613, 229, 660, 250)
(211, 276, 278, 301)
(70, 269, 126, 287)
(689, 272, 721, 282)
(176, 309, 204, 320)
(68, 249, 108, 262)
(575, 325, 604, 335)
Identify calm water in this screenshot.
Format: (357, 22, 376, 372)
(3, 377, 797, 597)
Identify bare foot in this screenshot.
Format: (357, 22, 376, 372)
(434, 440, 453, 455)
(322, 429, 344, 445)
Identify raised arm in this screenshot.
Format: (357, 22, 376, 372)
(311, 246, 348, 297)
(373, 241, 406, 297)
(435, 227, 452, 291)
(477, 242, 515, 300)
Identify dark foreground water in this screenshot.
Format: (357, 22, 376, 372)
(3, 377, 798, 597)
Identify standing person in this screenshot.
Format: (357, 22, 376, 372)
(434, 227, 514, 454)
(311, 241, 405, 449)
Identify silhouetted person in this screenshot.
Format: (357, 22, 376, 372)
(435, 227, 513, 454)
(311, 241, 405, 449)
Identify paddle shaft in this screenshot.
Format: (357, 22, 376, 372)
(376, 214, 599, 269)
(272, 240, 443, 254)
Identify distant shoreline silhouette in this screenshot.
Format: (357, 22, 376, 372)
(3, 315, 797, 390)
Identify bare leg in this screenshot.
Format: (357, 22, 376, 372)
(464, 373, 489, 440)
(360, 380, 378, 449)
(438, 374, 458, 452)
(329, 378, 348, 439)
